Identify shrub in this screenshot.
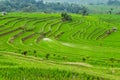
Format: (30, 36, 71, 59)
(116, 12, 120, 15)
(82, 57, 86, 62)
(21, 51, 28, 56)
(45, 53, 50, 59)
(53, 54, 56, 56)
(63, 56, 67, 60)
(80, 7, 89, 16)
(33, 50, 37, 57)
(34, 50, 37, 53)
(61, 12, 72, 21)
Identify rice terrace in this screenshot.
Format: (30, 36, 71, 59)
(0, 0, 120, 80)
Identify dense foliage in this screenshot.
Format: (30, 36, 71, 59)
(0, 0, 86, 13)
(107, 0, 120, 5)
(61, 12, 72, 21)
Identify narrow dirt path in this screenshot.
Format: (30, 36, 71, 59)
(63, 62, 93, 68)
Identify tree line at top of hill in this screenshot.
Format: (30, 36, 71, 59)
(107, 0, 120, 5)
(0, 0, 89, 14)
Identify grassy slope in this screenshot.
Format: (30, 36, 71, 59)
(87, 5, 120, 14)
(0, 52, 119, 80)
(0, 13, 120, 80)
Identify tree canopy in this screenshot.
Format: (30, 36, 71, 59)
(107, 0, 120, 5)
(0, 0, 88, 13)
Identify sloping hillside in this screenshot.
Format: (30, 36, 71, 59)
(0, 13, 120, 80)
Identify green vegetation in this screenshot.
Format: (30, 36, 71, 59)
(0, 0, 84, 13)
(107, 0, 120, 5)
(0, 13, 120, 80)
(61, 12, 72, 21)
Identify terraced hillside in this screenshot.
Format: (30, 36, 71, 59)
(0, 13, 120, 80)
